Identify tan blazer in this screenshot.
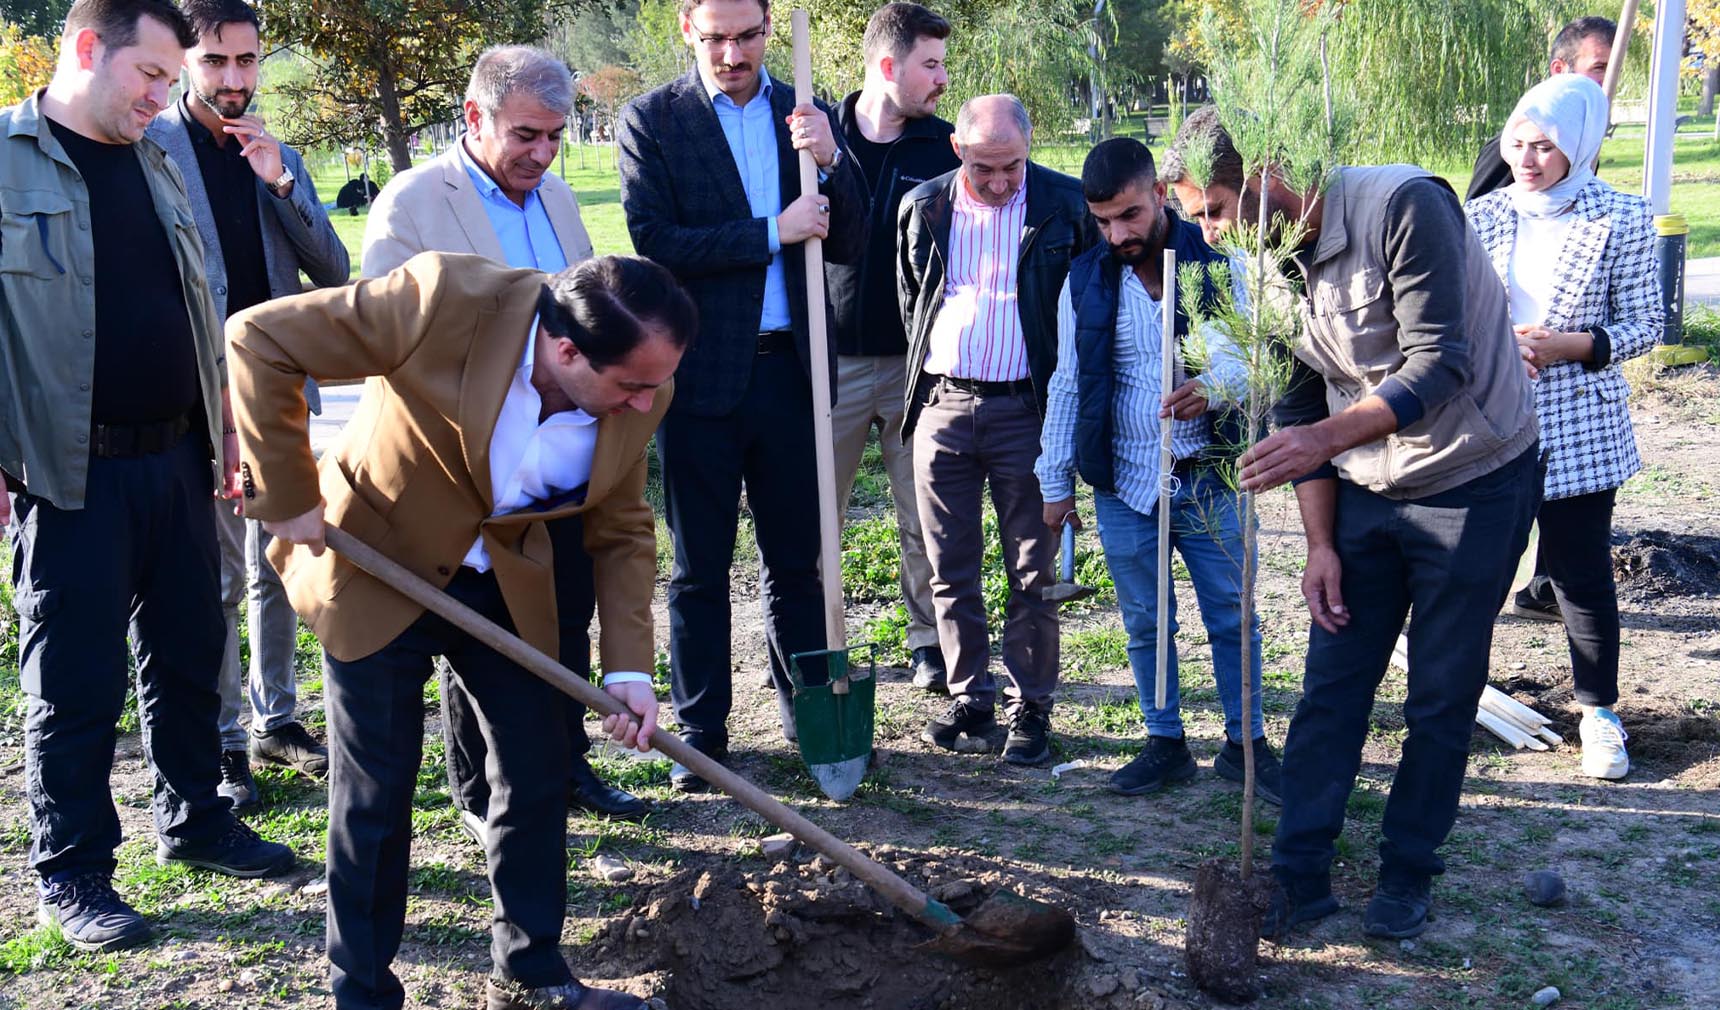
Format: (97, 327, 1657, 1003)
(227, 252, 666, 668)
(361, 143, 596, 278)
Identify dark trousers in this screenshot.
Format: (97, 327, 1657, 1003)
(1526, 489, 1621, 707)
(324, 567, 580, 1010)
(443, 516, 594, 817)
(13, 434, 230, 879)
(911, 382, 1059, 710)
(657, 350, 824, 749)
(1273, 446, 1539, 888)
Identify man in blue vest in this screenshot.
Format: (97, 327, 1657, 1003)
(1036, 138, 1283, 801)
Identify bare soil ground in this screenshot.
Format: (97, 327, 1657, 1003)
(1, 366, 1717, 1010)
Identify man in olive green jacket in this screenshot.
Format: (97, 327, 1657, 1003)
(0, 0, 293, 955)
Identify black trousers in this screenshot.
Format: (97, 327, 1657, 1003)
(324, 565, 583, 1010)
(13, 434, 230, 879)
(1528, 489, 1621, 707)
(656, 350, 825, 749)
(1274, 446, 1540, 889)
(442, 516, 594, 817)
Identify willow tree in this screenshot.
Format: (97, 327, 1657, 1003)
(1172, 0, 1355, 1000)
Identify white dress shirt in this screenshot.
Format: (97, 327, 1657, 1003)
(923, 177, 1030, 381)
(464, 323, 651, 687)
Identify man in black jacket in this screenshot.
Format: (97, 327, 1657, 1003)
(829, 2, 959, 693)
(897, 94, 1095, 765)
(616, 0, 867, 792)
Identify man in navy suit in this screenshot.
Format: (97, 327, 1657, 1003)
(617, 0, 866, 792)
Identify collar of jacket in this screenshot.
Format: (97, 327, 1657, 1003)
(924, 161, 1060, 252)
(8, 89, 174, 173)
(834, 90, 953, 143)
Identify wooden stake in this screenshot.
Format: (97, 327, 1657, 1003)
(1601, 0, 1641, 106)
(791, 9, 846, 669)
(1155, 249, 1177, 712)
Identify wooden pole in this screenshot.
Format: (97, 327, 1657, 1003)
(791, 9, 847, 662)
(1155, 249, 1177, 712)
(1601, 0, 1641, 106)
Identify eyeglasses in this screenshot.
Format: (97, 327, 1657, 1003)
(694, 23, 767, 48)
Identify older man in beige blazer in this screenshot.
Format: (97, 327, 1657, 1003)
(360, 45, 635, 829)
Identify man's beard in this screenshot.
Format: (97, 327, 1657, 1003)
(197, 86, 252, 119)
(1109, 211, 1167, 265)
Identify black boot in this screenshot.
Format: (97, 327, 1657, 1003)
(1108, 735, 1197, 795)
(568, 755, 647, 818)
(910, 646, 947, 693)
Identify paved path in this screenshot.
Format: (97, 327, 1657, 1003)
(1686, 256, 1720, 307)
(310, 382, 361, 457)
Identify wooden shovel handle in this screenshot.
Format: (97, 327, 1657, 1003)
(321, 526, 945, 930)
(791, 7, 846, 657)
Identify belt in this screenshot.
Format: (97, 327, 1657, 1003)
(757, 329, 795, 355)
(90, 412, 193, 458)
(932, 374, 1033, 397)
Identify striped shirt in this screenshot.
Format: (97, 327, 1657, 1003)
(1036, 268, 1248, 514)
(923, 176, 1029, 381)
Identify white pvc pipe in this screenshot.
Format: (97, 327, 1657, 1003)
(1642, 0, 1687, 214)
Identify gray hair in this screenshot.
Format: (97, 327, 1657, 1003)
(465, 45, 574, 121)
(953, 94, 1031, 147)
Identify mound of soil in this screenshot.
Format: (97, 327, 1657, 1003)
(1613, 530, 1720, 598)
(583, 847, 1197, 1010)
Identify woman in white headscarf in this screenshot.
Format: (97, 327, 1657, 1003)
(1465, 73, 1662, 781)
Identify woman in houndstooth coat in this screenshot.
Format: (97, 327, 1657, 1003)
(1465, 73, 1664, 782)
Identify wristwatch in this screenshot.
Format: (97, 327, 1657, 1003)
(265, 167, 295, 196)
(818, 146, 844, 184)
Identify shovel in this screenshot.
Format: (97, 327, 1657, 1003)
(784, 6, 875, 802)
(323, 524, 1076, 966)
(1041, 521, 1095, 606)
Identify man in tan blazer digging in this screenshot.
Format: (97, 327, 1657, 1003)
(227, 251, 691, 1010)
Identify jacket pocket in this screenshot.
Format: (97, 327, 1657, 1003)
(0, 188, 73, 280)
(321, 462, 396, 600)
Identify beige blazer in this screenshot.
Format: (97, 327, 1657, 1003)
(361, 143, 596, 278)
(227, 253, 665, 667)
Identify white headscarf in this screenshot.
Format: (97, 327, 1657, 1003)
(1500, 74, 1610, 219)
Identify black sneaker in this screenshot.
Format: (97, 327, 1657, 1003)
(1002, 704, 1052, 766)
(1107, 735, 1197, 795)
(910, 646, 948, 694)
(37, 872, 153, 952)
(1214, 736, 1283, 806)
(1262, 871, 1341, 940)
(921, 700, 997, 752)
(157, 818, 295, 878)
(1509, 587, 1563, 624)
(1363, 877, 1434, 939)
(668, 735, 728, 794)
(249, 721, 330, 777)
(217, 749, 260, 812)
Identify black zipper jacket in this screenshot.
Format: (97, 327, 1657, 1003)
(896, 162, 1097, 440)
(829, 92, 960, 357)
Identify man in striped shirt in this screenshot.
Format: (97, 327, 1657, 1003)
(897, 95, 1096, 764)
(1037, 138, 1283, 802)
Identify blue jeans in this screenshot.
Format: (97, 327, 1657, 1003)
(1094, 470, 1263, 743)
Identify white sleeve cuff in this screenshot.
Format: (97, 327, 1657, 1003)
(601, 671, 653, 688)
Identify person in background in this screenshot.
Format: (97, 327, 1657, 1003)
(1465, 73, 1662, 780)
(149, 0, 349, 809)
(362, 45, 646, 832)
(827, 1, 958, 693)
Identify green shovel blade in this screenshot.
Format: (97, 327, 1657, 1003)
(788, 645, 876, 801)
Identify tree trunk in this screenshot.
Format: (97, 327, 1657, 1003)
(1702, 66, 1720, 117)
(375, 60, 413, 173)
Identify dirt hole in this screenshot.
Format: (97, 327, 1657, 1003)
(583, 847, 1199, 1010)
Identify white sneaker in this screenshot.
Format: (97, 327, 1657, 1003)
(1579, 708, 1630, 780)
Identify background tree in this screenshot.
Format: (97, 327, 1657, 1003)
(256, 0, 571, 172)
(0, 0, 69, 38)
(0, 20, 55, 107)
(545, 0, 634, 72)
(580, 62, 642, 149)
(1690, 0, 1720, 115)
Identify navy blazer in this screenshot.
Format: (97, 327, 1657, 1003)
(617, 68, 867, 417)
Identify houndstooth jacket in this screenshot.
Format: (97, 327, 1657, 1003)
(1465, 178, 1663, 501)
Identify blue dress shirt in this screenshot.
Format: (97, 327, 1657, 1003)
(704, 68, 791, 332)
(457, 138, 569, 273)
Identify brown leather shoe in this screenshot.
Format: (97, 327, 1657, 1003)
(484, 978, 649, 1010)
